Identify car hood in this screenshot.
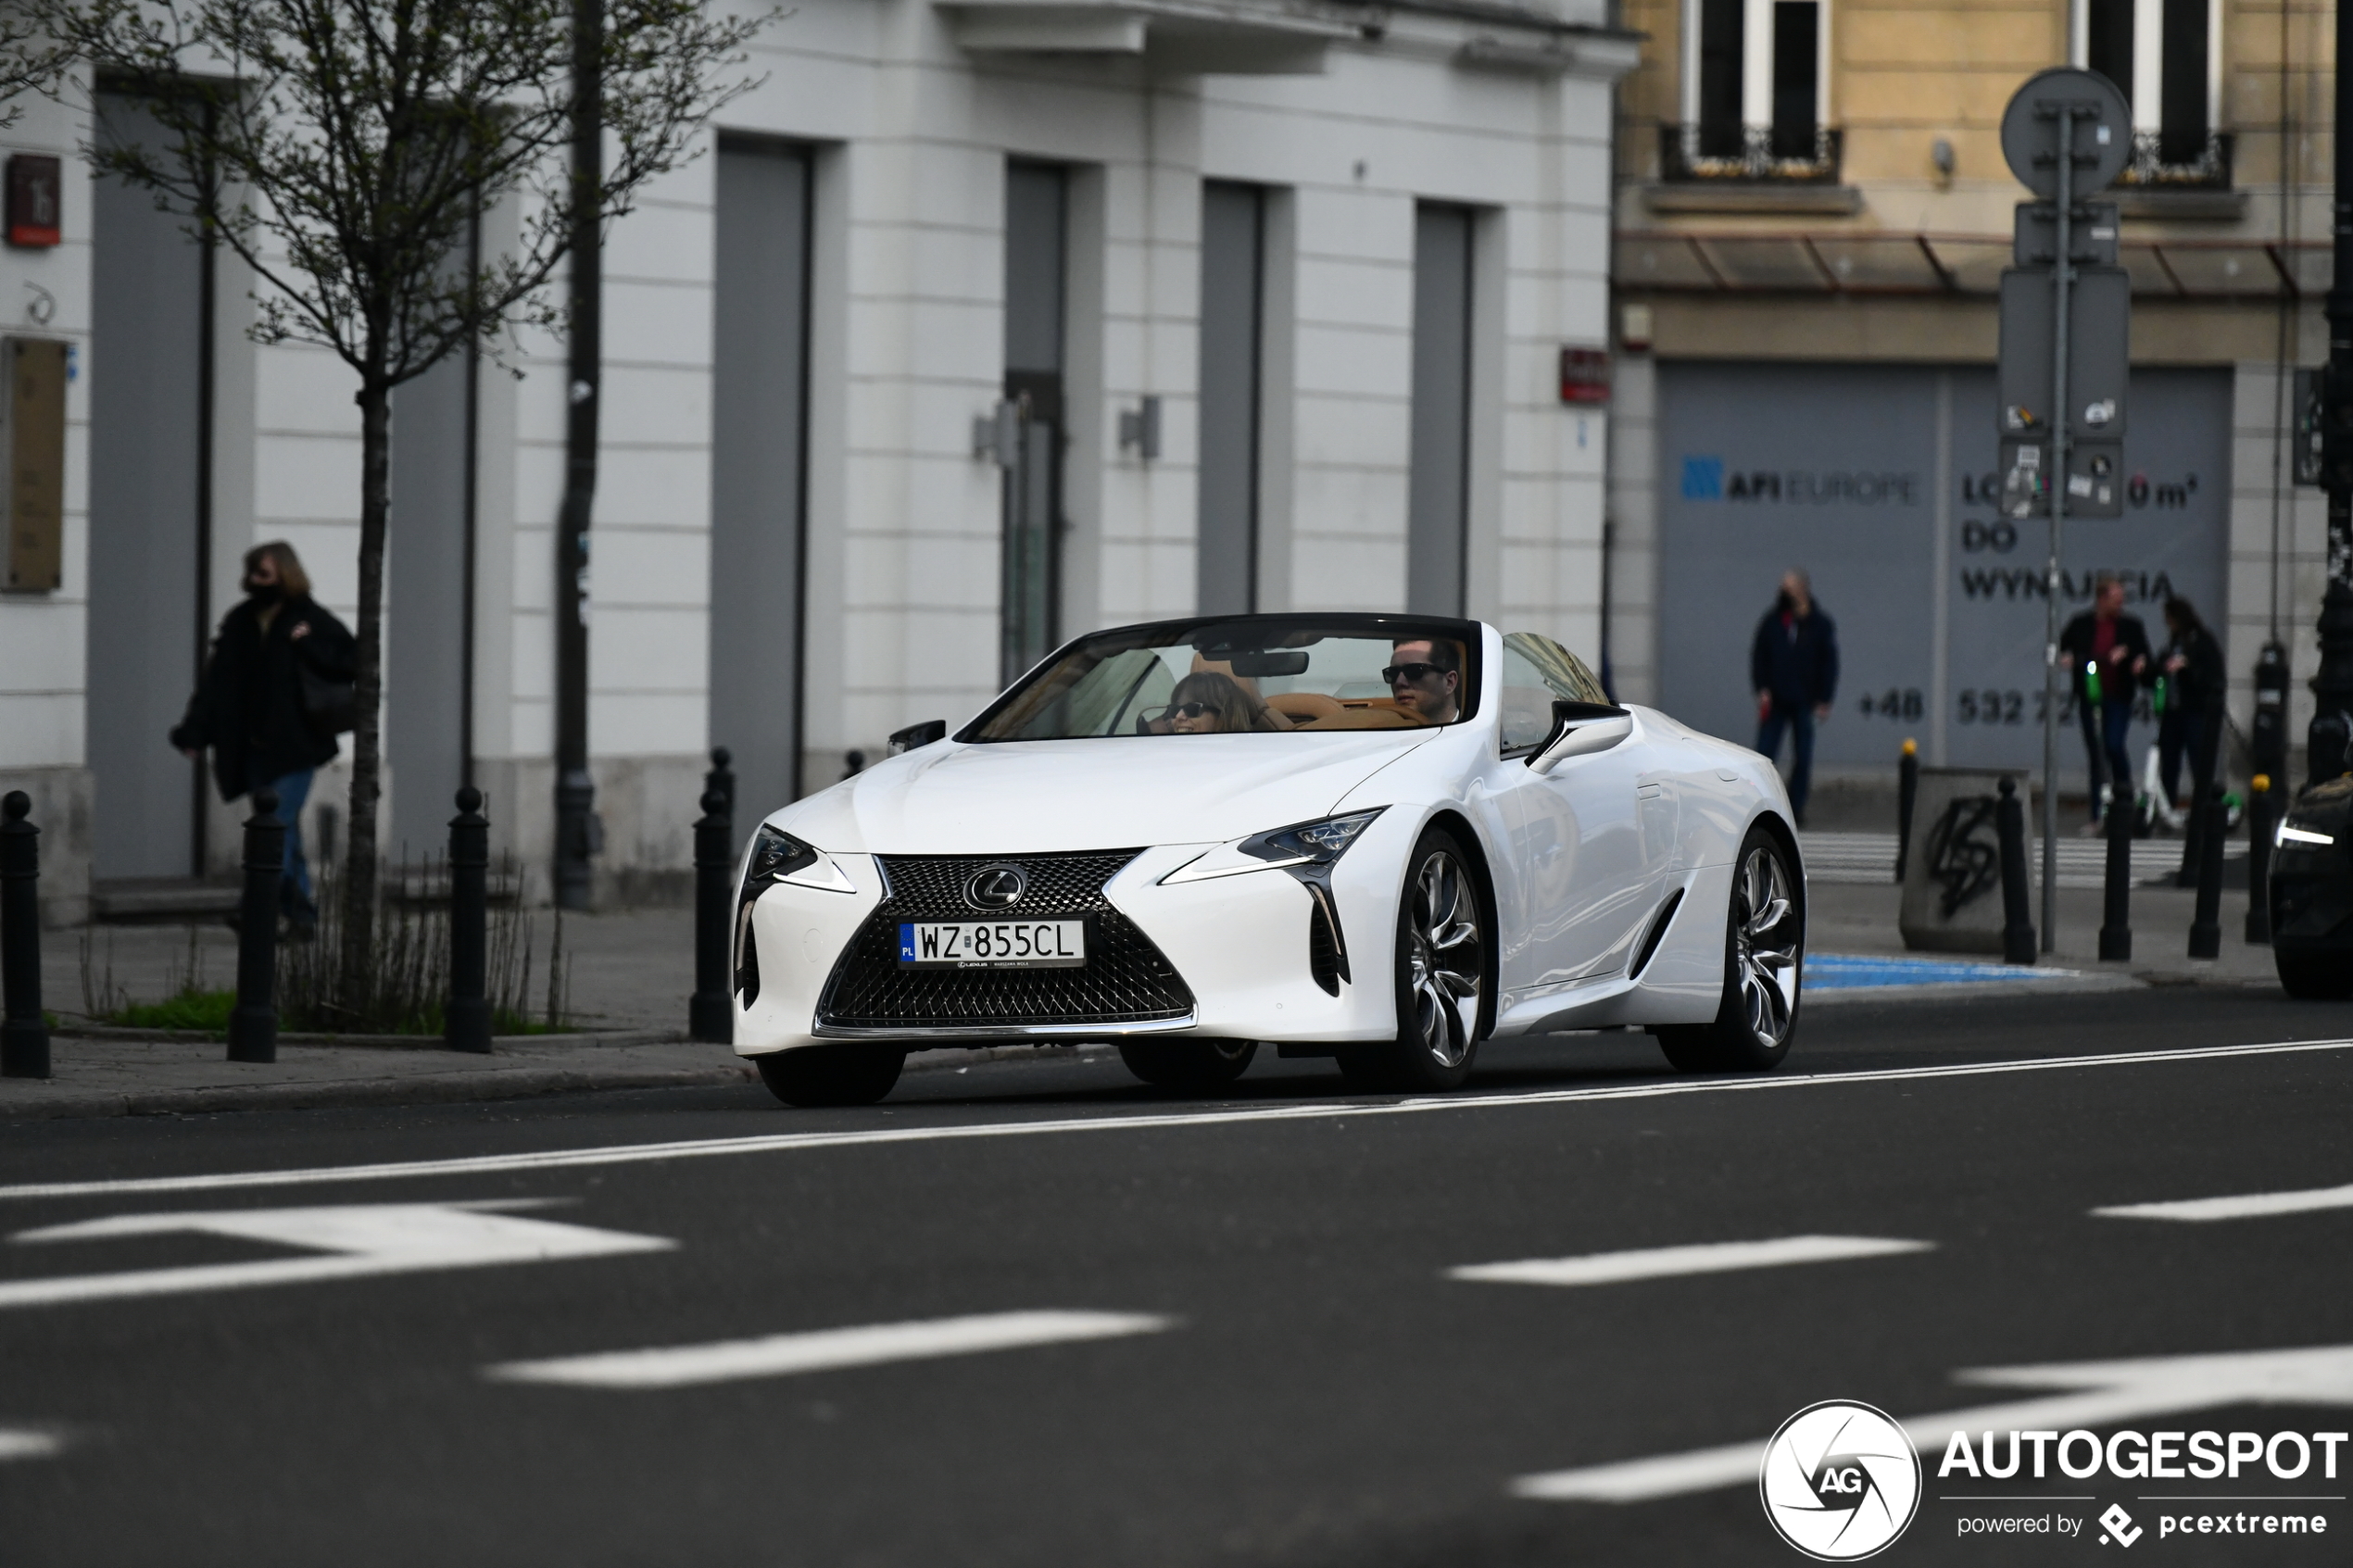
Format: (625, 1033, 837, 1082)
(774, 732, 1440, 855)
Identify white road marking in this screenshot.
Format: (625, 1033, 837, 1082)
(1450, 1235, 1931, 1288)
(485, 1309, 1174, 1389)
(2094, 1183, 2353, 1223)
(0, 1201, 673, 1309)
(4, 1036, 2349, 1203)
(1512, 1341, 2353, 1503)
(0, 1428, 61, 1461)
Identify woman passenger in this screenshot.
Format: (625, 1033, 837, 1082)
(1165, 671, 1277, 734)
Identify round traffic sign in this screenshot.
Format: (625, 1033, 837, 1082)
(2000, 68, 2132, 198)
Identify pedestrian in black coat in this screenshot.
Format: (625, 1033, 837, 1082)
(1749, 569, 1839, 824)
(2155, 596, 2225, 811)
(170, 542, 355, 932)
(2057, 575, 2153, 826)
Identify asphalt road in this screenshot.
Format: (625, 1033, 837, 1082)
(6, 987, 2353, 1566)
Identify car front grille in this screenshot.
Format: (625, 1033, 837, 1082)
(814, 850, 1195, 1031)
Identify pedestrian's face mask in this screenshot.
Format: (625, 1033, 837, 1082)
(1775, 589, 1795, 614)
(245, 574, 283, 604)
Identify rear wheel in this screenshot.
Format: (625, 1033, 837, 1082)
(756, 1045, 906, 1107)
(1655, 827, 1802, 1073)
(1117, 1037, 1257, 1092)
(2276, 950, 2353, 1000)
(1337, 827, 1485, 1094)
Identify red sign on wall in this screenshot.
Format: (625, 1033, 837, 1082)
(7, 156, 60, 248)
(1559, 346, 1610, 406)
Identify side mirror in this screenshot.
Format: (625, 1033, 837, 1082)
(888, 719, 948, 757)
(1529, 699, 1632, 775)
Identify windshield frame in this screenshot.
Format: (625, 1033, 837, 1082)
(954, 613, 1488, 745)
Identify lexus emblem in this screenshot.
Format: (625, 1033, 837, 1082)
(963, 863, 1028, 909)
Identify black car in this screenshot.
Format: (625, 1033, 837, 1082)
(2271, 774, 2353, 998)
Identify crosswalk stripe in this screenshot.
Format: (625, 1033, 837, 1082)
(0, 1429, 60, 1461)
(2093, 1183, 2353, 1223)
(484, 1310, 1175, 1389)
(1799, 831, 2214, 889)
(1448, 1235, 1932, 1288)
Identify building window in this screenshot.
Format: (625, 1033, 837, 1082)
(1197, 180, 1265, 617)
(1671, 0, 1835, 182)
(2079, 0, 2229, 185)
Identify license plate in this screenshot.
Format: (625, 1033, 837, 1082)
(897, 920, 1088, 969)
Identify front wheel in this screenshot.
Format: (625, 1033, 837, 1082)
(756, 1044, 907, 1107)
(1337, 826, 1486, 1094)
(2277, 950, 2353, 1000)
(1117, 1037, 1257, 1092)
(1655, 827, 1802, 1073)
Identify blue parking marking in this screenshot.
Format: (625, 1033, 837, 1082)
(1803, 953, 2070, 991)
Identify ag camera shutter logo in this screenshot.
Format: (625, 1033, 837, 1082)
(1759, 1400, 1922, 1561)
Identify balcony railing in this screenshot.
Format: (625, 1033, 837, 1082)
(1658, 123, 1843, 185)
(2114, 129, 2233, 190)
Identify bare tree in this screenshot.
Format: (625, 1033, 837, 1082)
(40, 0, 762, 1000)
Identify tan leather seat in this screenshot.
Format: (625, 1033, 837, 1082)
(1266, 691, 1343, 724)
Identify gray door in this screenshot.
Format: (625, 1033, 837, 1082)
(1407, 204, 1473, 617)
(1197, 181, 1264, 616)
(709, 138, 813, 813)
(87, 94, 208, 880)
(386, 350, 472, 856)
(1002, 162, 1065, 683)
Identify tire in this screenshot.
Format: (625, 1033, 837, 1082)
(1336, 825, 1487, 1094)
(756, 1044, 907, 1107)
(2277, 950, 2353, 1000)
(1116, 1037, 1257, 1092)
(1654, 826, 1803, 1073)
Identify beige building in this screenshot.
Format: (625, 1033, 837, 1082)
(1604, 0, 2334, 807)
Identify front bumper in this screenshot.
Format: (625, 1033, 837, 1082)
(732, 828, 1414, 1056)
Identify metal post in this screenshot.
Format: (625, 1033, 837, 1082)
(706, 746, 736, 820)
(690, 785, 734, 1043)
(1894, 738, 1919, 884)
(2040, 102, 2076, 954)
(2246, 772, 2274, 944)
(1, 791, 48, 1080)
(228, 788, 284, 1063)
(447, 785, 492, 1053)
(1997, 776, 2037, 964)
(2187, 783, 2227, 960)
(2098, 783, 2133, 960)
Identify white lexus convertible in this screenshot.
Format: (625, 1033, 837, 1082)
(731, 614, 1804, 1106)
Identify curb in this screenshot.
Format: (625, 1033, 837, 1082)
(0, 1061, 759, 1122)
(48, 1024, 685, 1050)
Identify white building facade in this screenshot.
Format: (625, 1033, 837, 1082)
(0, 0, 1631, 917)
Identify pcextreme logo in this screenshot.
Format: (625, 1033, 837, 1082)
(1760, 1400, 1924, 1561)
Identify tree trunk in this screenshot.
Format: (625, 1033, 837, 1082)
(338, 376, 393, 1004)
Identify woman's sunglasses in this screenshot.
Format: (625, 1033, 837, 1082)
(1382, 662, 1443, 684)
(1164, 701, 1214, 720)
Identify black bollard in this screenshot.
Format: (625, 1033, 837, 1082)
(2098, 783, 2133, 961)
(706, 746, 736, 820)
(1, 792, 48, 1080)
(1997, 777, 2036, 964)
(2246, 774, 2274, 945)
(1894, 738, 1919, 884)
(228, 788, 284, 1063)
(2187, 783, 2227, 960)
(690, 785, 735, 1043)
(447, 786, 492, 1053)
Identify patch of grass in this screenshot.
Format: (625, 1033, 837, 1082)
(108, 988, 235, 1034)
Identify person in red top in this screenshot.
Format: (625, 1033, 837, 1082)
(2057, 574, 2153, 829)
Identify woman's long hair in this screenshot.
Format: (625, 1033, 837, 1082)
(2163, 596, 2204, 636)
(244, 540, 312, 597)
(1169, 671, 1269, 733)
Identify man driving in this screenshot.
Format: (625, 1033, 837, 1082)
(1386, 637, 1461, 724)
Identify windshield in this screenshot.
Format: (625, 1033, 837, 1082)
(963, 617, 1481, 742)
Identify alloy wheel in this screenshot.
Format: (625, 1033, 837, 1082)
(1731, 842, 1800, 1047)
(1405, 849, 1482, 1068)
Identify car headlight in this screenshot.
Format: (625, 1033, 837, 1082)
(743, 823, 856, 894)
(1161, 809, 1386, 884)
(2278, 821, 2336, 847)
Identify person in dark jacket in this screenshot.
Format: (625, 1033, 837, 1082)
(2155, 595, 2226, 812)
(1749, 570, 1839, 824)
(2056, 573, 2152, 827)
(170, 541, 356, 934)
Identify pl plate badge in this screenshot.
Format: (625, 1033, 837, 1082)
(1758, 1400, 1921, 1561)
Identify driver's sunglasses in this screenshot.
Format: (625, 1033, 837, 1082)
(1382, 662, 1441, 684)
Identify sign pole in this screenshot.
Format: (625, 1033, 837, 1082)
(2039, 104, 2074, 953)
